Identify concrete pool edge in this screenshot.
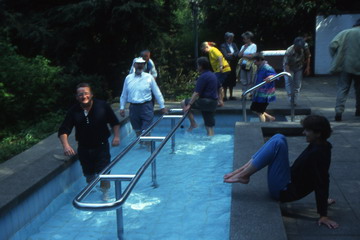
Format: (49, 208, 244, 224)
(230, 122, 305, 240)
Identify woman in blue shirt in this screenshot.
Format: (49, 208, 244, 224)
(250, 52, 276, 122)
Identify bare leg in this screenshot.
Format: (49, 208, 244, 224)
(181, 100, 198, 131)
(328, 198, 336, 206)
(257, 113, 266, 122)
(206, 126, 214, 136)
(223, 87, 228, 99)
(187, 111, 198, 131)
(224, 163, 257, 184)
(100, 181, 110, 201)
(264, 112, 275, 122)
(224, 160, 251, 179)
(100, 180, 110, 189)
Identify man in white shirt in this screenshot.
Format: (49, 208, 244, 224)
(120, 57, 166, 136)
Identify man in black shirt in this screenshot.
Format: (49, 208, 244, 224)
(58, 83, 120, 199)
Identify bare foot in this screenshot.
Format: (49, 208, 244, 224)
(265, 115, 275, 122)
(268, 116, 275, 122)
(224, 162, 251, 179)
(187, 124, 198, 132)
(224, 170, 241, 180)
(328, 198, 336, 206)
(224, 168, 244, 179)
(224, 176, 250, 184)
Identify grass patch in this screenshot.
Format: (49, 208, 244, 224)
(0, 111, 65, 163)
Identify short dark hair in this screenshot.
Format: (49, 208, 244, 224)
(224, 32, 234, 40)
(140, 49, 150, 56)
(197, 57, 211, 70)
(301, 115, 332, 140)
(293, 37, 305, 48)
(253, 52, 265, 61)
(76, 82, 92, 92)
(241, 31, 254, 40)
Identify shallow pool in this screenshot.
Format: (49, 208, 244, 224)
(14, 115, 235, 240)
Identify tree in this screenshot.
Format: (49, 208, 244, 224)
(200, 0, 339, 50)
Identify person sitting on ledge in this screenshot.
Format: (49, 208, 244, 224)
(224, 115, 339, 229)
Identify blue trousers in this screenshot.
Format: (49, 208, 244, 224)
(251, 134, 291, 200)
(129, 101, 154, 132)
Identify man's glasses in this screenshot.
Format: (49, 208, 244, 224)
(77, 92, 91, 97)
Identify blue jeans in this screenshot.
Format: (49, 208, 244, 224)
(335, 72, 360, 114)
(251, 134, 291, 200)
(285, 69, 303, 104)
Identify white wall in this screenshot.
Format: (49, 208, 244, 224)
(315, 14, 360, 74)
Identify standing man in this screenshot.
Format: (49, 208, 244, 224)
(58, 83, 120, 200)
(181, 57, 224, 136)
(329, 18, 360, 121)
(120, 57, 166, 136)
(283, 37, 311, 105)
(129, 49, 158, 79)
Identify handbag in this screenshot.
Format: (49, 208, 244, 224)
(241, 59, 248, 70)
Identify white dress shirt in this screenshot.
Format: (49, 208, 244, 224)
(120, 72, 165, 110)
(227, 43, 234, 54)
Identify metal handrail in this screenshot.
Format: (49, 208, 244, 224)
(241, 71, 294, 122)
(73, 108, 189, 211)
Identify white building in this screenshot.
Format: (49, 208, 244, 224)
(315, 13, 360, 75)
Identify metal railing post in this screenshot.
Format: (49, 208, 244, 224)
(290, 74, 295, 122)
(242, 98, 247, 122)
(171, 118, 175, 153)
(150, 140, 158, 188)
(290, 91, 295, 122)
(115, 180, 124, 240)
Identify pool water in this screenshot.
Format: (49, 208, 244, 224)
(15, 116, 234, 240)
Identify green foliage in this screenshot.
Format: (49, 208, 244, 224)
(200, 0, 339, 49)
(0, 38, 63, 126)
(0, 36, 109, 128)
(159, 67, 198, 101)
(0, 111, 64, 163)
(0, 0, 198, 97)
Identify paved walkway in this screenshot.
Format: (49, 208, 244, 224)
(222, 75, 360, 240)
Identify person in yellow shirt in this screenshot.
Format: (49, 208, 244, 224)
(201, 41, 230, 105)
